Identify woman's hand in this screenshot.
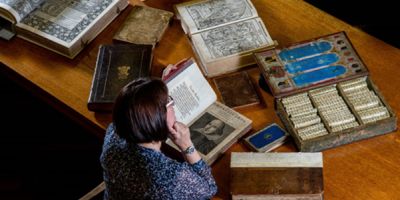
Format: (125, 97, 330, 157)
(168, 121, 201, 164)
(168, 121, 193, 151)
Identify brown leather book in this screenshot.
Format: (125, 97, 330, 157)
(213, 71, 260, 109)
(87, 44, 153, 112)
(231, 152, 324, 200)
(113, 5, 173, 45)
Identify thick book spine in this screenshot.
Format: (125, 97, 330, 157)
(231, 167, 323, 195)
(230, 153, 323, 199)
(88, 45, 107, 110)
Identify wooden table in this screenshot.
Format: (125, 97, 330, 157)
(1, 0, 399, 199)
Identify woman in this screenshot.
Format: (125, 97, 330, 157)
(100, 77, 217, 200)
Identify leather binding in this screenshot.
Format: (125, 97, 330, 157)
(213, 71, 261, 109)
(113, 5, 173, 46)
(88, 44, 153, 112)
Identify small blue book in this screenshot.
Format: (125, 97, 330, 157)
(244, 123, 288, 152)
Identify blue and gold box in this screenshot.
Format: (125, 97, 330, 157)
(244, 123, 288, 152)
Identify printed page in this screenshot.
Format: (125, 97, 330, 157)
(16, 0, 118, 46)
(186, 102, 252, 164)
(175, 0, 258, 35)
(0, 0, 45, 22)
(166, 60, 216, 125)
(191, 18, 274, 62)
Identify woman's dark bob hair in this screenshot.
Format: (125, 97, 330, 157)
(112, 77, 170, 143)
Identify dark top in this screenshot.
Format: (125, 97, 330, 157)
(100, 124, 217, 200)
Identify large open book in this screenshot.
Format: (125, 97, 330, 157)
(163, 58, 252, 165)
(0, 0, 128, 58)
(175, 0, 276, 77)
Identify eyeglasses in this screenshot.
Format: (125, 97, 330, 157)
(166, 95, 174, 108)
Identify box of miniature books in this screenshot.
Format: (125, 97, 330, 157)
(254, 31, 397, 152)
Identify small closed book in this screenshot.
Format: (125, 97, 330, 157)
(213, 71, 260, 109)
(244, 123, 288, 152)
(88, 44, 153, 112)
(231, 152, 324, 200)
(113, 5, 173, 45)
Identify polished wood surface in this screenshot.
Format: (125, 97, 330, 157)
(1, 0, 399, 199)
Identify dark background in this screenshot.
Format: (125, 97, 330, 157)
(0, 1, 398, 199)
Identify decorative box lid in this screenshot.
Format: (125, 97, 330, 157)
(254, 31, 368, 98)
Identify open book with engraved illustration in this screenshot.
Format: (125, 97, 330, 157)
(175, 0, 276, 77)
(163, 58, 252, 165)
(0, 0, 128, 58)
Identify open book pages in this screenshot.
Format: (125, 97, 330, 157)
(10, 0, 128, 58)
(175, 0, 258, 35)
(191, 18, 273, 62)
(175, 0, 276, 77)
(164, 58, 252, 165)
(192, 102, 252, 164)
(0, 0, 45, 23)
(166, 60, 216, 125)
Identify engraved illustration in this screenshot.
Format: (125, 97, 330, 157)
(200, 20, 267, 59)
(20, 0, 113, 42)
(185, 0, 253, 30)
(0, 0, 45, 20)
(190, 112, 234, 155)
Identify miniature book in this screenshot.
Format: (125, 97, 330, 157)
(163, 58, 252, 165)
(87, 44, 153, 112)
(113, 5, 173, 46)
(213, 71, 260, 109)
(175, 0, 275, 77)
(244, 123, 288, 152)
(0, 0, 128, 58)
(231, 152, 324, 200)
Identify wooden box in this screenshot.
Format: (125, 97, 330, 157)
(231, 152, 324, 200)
(254, 32, 397, 152)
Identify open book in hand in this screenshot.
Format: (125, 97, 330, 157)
(163, 58, 252, 165)
(0, 0, 128, 58)
(174, 0, 276, 77)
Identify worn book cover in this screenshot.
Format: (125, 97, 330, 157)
(0, 0, 128, 58)
(231, 152, 324, 200)
(87, 44, 153, 112)
(175, 0, 276, 77)
(213, 71, 260, 109)
(163, 58, 252, 165)
(113, 5, 173, 45)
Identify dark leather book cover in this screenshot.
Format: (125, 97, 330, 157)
(213, 71, 260, 109)
(88, 44, 153, 112)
